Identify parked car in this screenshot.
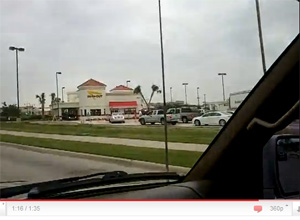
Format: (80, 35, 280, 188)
(62, 113, 78, 120)
(109, 113, 125, 123)
(139, 109, 178, 125)
(167, 107, 202, 123)
(139, 108, 152, 116)
(192, 111, 231, 126)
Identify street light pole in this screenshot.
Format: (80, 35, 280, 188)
(197, 87, 200, 108)
(204, 94, 206, 109)
(56, 72, 62, 119)
(62, 87, 65, 102)
(9, 46, 25, 118)
(170, 87, 173, 103)
(158, 0, 169, 172)
(255, 0, 267, 74)
(182, 83, 188, 105)
(15, 50, 19, 113)
(218, 73, 227, 101)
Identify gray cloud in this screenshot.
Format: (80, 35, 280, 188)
(0, 0, 298, 107)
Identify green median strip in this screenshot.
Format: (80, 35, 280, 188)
(0, 134, 202, 168)
(0, 122, 219, 144)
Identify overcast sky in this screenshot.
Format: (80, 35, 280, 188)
(0, 0, 299, 107)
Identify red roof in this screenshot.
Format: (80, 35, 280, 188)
(77, 79, 106, 88)
(110, 85, 133, 91)
(109, 101, 137, 108)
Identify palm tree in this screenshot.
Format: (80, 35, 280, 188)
(36, 93, 46, 119)
(148, 84, 160, 105)
(50, 93, 56, 115)
(50, 93, 55, 105)
(133, 85, 148, 109)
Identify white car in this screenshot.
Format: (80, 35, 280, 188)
(192, 111, 231, 126)
(109, 113, 125, 123)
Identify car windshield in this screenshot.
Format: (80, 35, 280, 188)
(0, 0, 298, 191)
(112, 113, 121, 116)
(166, 108, 175, 114)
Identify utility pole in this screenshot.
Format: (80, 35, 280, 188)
(255, 0, 267, 74)
(218, 73, 227, 102)
(56, 72, 62, 119)
(170, 87, 173, 103)
(62, 87, 65, 102)
(182, 83, 188, 105)
(158, 0, 169, 172)
(9, 46, 25, 119)
(197, 87, 200, 108)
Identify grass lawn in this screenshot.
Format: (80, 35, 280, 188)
(0, 122, 220, 144)
(0, 134, 202, 168)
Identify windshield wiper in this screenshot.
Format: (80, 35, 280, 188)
(0, 171, 182, 199)
(0, 171, 125, 198)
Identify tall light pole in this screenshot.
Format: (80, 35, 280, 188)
(170, 87, 173, 103)
(182, 83, 188, 105)
(158, 0, 169, 172)
(62, 87, 65, 102)
(255, 0, 267, 74)
(204, 94, 206, 109)
(56, 72, 62, 119)
(218, 73, 227, 101)
(197, 87, 200, 108)
(9, 46, 25, 118)
(126, 80, 130, 87)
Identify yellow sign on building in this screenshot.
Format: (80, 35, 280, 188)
(87, 90, 102, 98)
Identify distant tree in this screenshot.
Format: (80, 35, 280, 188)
(133, 85, 148, 109)
(134, 84, 162, 111)
(148, 84, 160, 105)
(50, 93, 56, 106)
(211, 104, 216, 111)
(50, 93, 56, 115)
(1, 102, 20, 117)
(166, 102, 176, 108)
(36, 93, 46, 119)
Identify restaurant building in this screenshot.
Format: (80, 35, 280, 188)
(52, 79, 144, 118)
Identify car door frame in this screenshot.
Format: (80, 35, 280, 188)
(200, 113, 211, 125)
(149, 110, 157, 123)
(156, 110, 164, 122)
(212, 112, 222, 125)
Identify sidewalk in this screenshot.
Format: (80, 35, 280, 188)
(0, 130, 208, 152)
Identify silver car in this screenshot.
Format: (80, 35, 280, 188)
(139, 109, 178, 125)
(192, 111, 231, 126)
(109, 113, 125, 123)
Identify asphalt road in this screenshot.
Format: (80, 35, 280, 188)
(0, 143, 157, 189)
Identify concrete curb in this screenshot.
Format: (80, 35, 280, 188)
(0, 142, 190, 174)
